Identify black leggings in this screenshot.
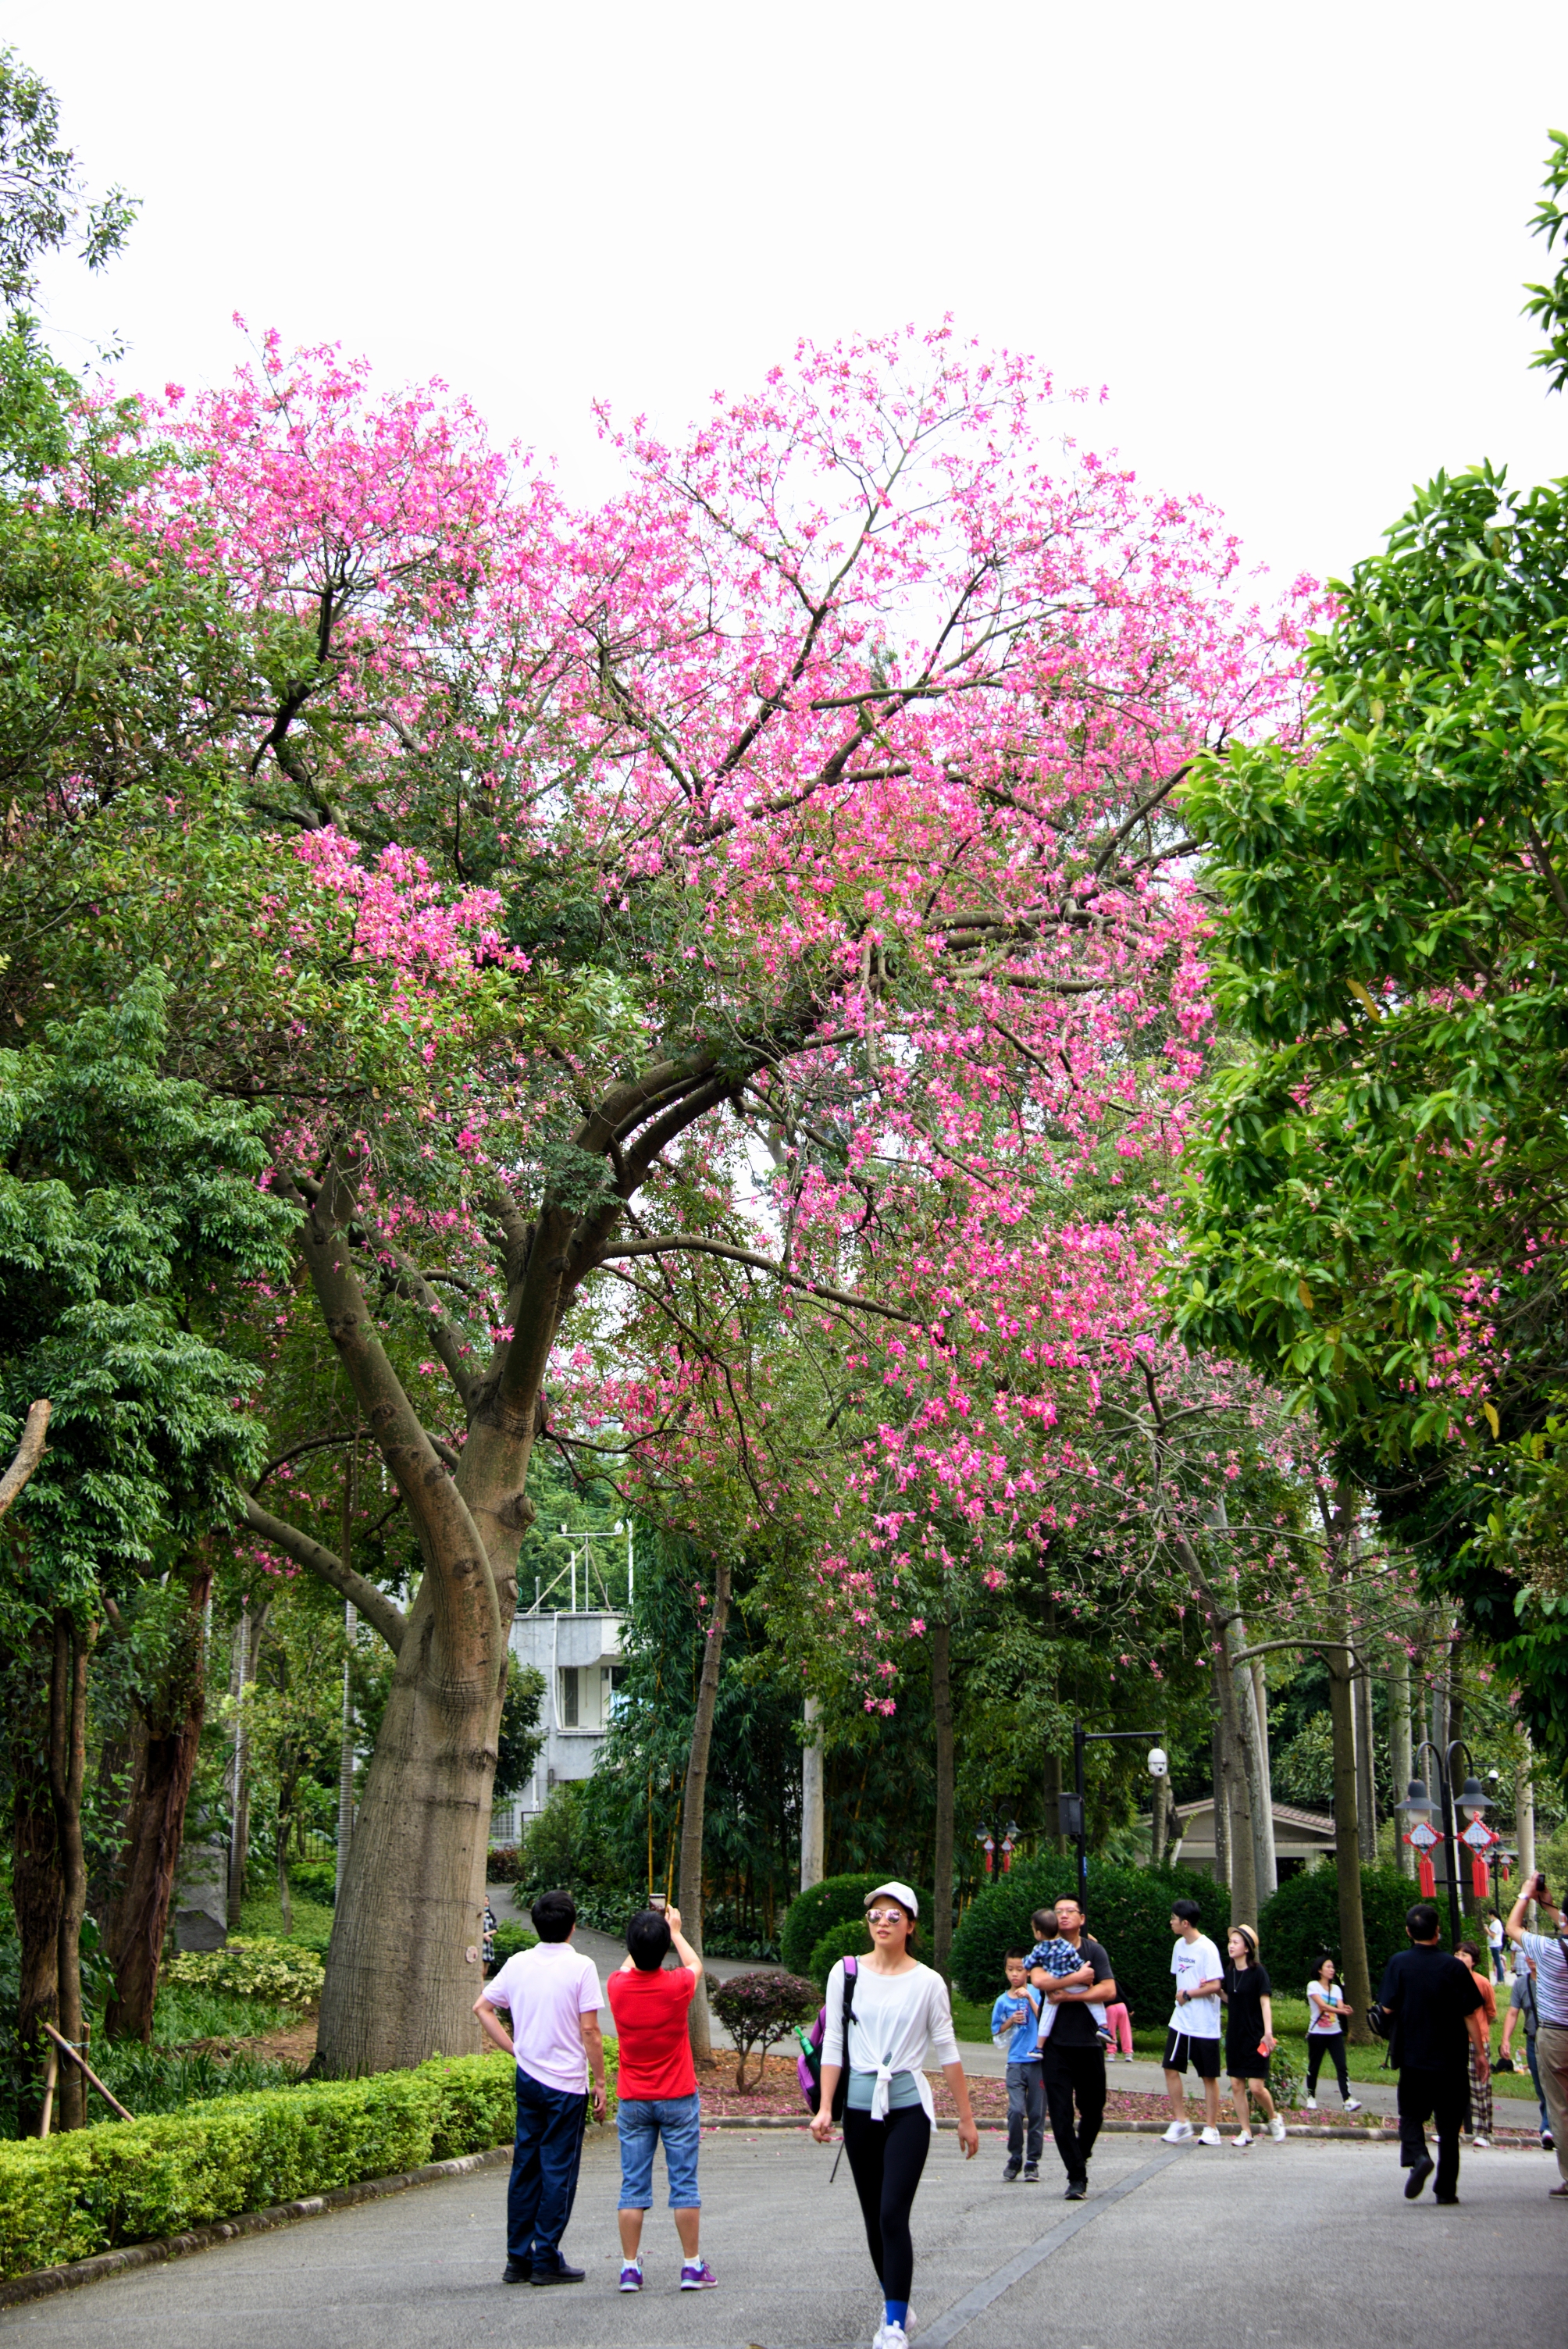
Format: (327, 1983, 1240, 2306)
(841, 2105, 931, 2303)
(1307, 2034, 1350, 2100)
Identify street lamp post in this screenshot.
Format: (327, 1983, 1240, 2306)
(1396, 1739, 1492, 1950)
(1059, 1723, 1168, 1909)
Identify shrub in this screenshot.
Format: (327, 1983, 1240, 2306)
(779, 1874, 935, 1977)
(1257, 1862, 1415, 1998)
(949, 1859, 1221, 2021)
(808, 1917, 878, 1988)
(487, 1921, 538, 1972)
(162, 1937, 324, 2006)
(89, 2046, 307, 2118)
(708, 1971, 818, 2090)
(486, 1845, 522, 1884)
(289, 1860, 337, 1907)
(0, 2053, 520, 2279)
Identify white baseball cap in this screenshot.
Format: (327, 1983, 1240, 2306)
(864, 1880, 920, 1916)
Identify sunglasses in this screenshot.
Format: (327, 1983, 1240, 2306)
(866, 1909, 909, 1926)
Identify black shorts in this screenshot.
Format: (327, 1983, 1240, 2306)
(1226, 2035, 1270, 2083)
(1164, 2028, 1222, 2080)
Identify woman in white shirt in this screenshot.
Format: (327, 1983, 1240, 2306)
(811, 1880, 978, 2349)
(1304, 1955, 1363, 2112)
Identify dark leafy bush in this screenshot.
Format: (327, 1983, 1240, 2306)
(808, 1917, 879, 1988)
(950, 1859, 1221, 2022)
(707, 1971, 818, 2089)
(487, 1921, 538, 1973)
(289, 1860, 337, 1907)
(1257, 1863, 1415, 1997)
(486, 1845, 522, 1884)
(88, 2046, 307, 2118)
(779, 1874, 935, 1977)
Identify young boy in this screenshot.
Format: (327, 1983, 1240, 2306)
(991, 1952, 1046, 2181)
(1025, 1907, 1112, 2050)
(1161, 1898, 1225, 2146)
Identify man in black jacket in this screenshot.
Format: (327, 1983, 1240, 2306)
(1376, 1902, 1488, 2205)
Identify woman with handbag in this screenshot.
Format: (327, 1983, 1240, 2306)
(810, 1881, 978, 2349)
(1305, 1955, 1363, 2112)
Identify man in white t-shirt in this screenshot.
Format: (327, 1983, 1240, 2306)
(474, 1887, 607, 2284)
(1161, 1898, 1225, 2146)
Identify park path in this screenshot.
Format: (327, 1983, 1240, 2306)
(1, 2123, 1561, 2347)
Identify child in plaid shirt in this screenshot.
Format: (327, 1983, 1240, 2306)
(1026, 1907, 1113, 2049)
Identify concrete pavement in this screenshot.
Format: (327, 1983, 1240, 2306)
(2, 2116, 1561, 2347)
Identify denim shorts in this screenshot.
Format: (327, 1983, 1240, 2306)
(617, 2093, 702, 2208)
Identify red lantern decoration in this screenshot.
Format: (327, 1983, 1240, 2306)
(1472, 1859, 1491, 1900)
(1417, 1854, 1437, 1899)
(1406, 1816, 1440, 1902)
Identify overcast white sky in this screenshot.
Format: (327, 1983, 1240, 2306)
(20, 0, 1568, 585)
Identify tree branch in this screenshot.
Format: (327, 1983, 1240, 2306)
(597, 1235, 918, 1323)
(0, 1399, 49, 1521)
(238, 1492, 408, 1654)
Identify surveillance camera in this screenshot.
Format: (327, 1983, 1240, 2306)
(1147, 1747, 1169, 1779)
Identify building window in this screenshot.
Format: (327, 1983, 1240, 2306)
(561, 1666, 579, 1726)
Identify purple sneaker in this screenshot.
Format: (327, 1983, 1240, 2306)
(679, 2260, 718, 2290)
(618, 2262, 643, 2292)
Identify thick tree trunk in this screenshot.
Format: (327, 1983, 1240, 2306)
(48, 1611, 99, 2130)
(1324, 1631, 1374, 2045)
(676, 1559, 731, 2066)
(1042, 1745, 1065, 1855)
(800, 1694, 824, 1892)
(105, 1549, 213, 2041)
(337, 1600, 358, 1901)
(1213, 1648, 1257, 1929)
(931, 1620, 955, 1977)
(12, 1696, 61, 2135)
(1150, 1770, 1168, 1867)
(1391, 1648, 1414, 1877)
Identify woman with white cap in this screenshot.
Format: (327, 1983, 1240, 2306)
(810, 1880, 978, 2349)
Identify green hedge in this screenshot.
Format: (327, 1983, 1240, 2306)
(779, 1874, 936, 1977)
(1256, 1863, 1417, 1994)
(0, 2052, 539, 2281)
(950, 1860, 1221, 2022)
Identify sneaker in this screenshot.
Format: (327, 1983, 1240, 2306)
(1002, 2156, 1022, 2181)
(1161, 2121, 1195, 2143)
(1268, 2116, 1287, 2142)
(1543, 2131, 1556, 2151)
(1472, 2134, 1490, 2149)
(679, 2261, 718, 2290)
(1022, 2162, 1039, 2182)
(502, 2258, 531, 2285)
(1199, 2126, 1223, 2147)
(1230, 2130, 1253, 2148)
(1063, 2177, 1087, 2200)
(618, 2262, 643, 2292)
(530, 2261, 585, 2286)
(1343, 2098, 1363, 2113)
(1304, 2097, 1319, 2112)
(880, 2327, 909, 2349)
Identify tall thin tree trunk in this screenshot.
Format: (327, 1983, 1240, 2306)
(1221, 1615, 1266, 1917)
(1325, 1623, 1374, 2044)
(1210, 1713, 1231, 1894)
(1391, 1647, 1413, 1877)
(1213, 1649, 1258, 1928)
(48, 1611, 98, 2130)
(677, 1559, 731, 2066)
(800, 1694, 824, 1892)
(105, 1547, 214, 2041)
(227, 1602, 251, 1929)
(1150, 1770, 1168, 1867)
(1354, 1652, 1378, 1866)
(1249, 1658, 1277, 1901)
(11, 1664, 61, 2134)
(1517, 1735, 1536, 1916)
(931, 1620, 955, 1977)
(337, 1600, 358, 1902)
(1043, 1746, 1064, 1855)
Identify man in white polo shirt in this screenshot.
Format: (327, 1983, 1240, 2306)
(1506, 1870, 1568, 2197)
(1161, 1898, 1225, 2146)
(474, 1887, 607, 2283)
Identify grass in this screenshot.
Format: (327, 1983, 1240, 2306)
(951, 1994, 996, 2044)
(237, 1883, 337, 1947)
(148, 1984, 294, 2047)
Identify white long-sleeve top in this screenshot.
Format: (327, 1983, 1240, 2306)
(821, 1959, 961, 2123)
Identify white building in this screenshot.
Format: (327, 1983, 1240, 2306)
(491, 1606, 627, 1845)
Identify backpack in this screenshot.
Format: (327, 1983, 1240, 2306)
(796, 1955, 858, 2119)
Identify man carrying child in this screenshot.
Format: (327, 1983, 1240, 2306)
(991, 1953, 1045, 2181)
(1026, 1896, 1117, 2201)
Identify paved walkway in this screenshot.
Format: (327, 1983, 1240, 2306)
(2, 2126, 1561, 2347)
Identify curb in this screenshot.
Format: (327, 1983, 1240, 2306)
(0, 2144, 514, 2313)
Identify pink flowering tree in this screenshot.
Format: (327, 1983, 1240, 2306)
(133, 326, 1312, 2071)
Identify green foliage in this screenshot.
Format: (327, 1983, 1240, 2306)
(807, 1917, 881, 1988)
(486, 1845, 522, 1883)
(162, 1937, 324, 2007)
(707, 1971, 818, 2088)
(1273, 1716, 1336, 1808)
(949, 1860, 1221, 2019)
(289, 1860, 337, 1907)
(487, 1921, 537, 1970)
(518, 1784, 616, 1895)
(1256, 1863, 1416, 1993)
(0, 2053, 519, 2278)
(87, 2046, 306, 2118)
(1524, 127, 1568, 395)
(145, 1985, 292, 2048)
(779, 1873, 935, 1979)
(0, 47, 137, 311)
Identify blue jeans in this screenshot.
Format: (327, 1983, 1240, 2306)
(508, 2068, 587, 2267)
(617, 2093, 702, 2207)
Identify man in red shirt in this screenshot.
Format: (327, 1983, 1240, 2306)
(606, 1905, 716, 2292)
